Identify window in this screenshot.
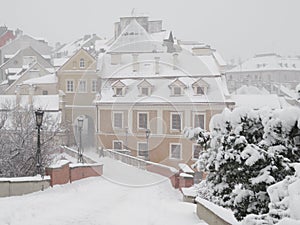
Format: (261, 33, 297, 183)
(78, 80, 87, 92)
(196, 86, 204, 95)
(91, 80, 97, 93)
(170, 144, 182, 159)
(193, 144, 202, 160)
(138, 112, 148, 129)
(141, 87, 149, 96)
(66, 80, 74, 92)
(171, 112, 182, 130)
(138, 142, 148, 158)
(194, 114, 205, 128)
(79, 58, 85, 68)
(113, 140, 123, 150)
(42, 90, 48, 95)
(173, 86, 182, 95)
(113, 112, 123, 129)
(115, 88, 123, 96)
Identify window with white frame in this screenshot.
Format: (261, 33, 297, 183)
(138, 112, 148, 129)
(78, 80, 87, 92)
(170, 144, 182, 159)
(113, 112, 123, 129)
(79, 58, 85, 68)
(91, 80, 97, 92)
(66, 80, 74, 92)
(113, 140, 123, 150)
(137, 142, 148, 158)
(194, 113, 205, 129)
(192, 144, 202, 160)
(171, 112, 182, 131)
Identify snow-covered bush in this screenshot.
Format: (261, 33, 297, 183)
(185, 107, 300, 221)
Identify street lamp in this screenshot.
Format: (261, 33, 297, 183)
(77, 116, 84, 163)
(35, 109, 44, 176)
(145, 129, 151, 161)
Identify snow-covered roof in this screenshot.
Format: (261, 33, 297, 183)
(228, 53, 300, 73)
(22, 73, 57, 85)
(52, 57, 69, 67)
(231, 94, 283, 109)
(99, 51, 220, 79)
(98, 76, 230, 104)
(56, 34, 101, 57)
(108, 19, 163, 53)
(0, 95, 59, 111)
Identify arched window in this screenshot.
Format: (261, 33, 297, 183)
(79, 58, 85, 68)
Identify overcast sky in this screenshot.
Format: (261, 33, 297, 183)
(1, 0, 300, 62)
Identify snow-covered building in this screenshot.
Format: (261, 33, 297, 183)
(0, 25, 15, 48)
(0, 46, 54, 84)
(57, 48, 98, 147)
(54, 34, 102, 59)
(95, 16, 233, 169)
(226, 53, 300, 93)
(0, 34, 52, 66)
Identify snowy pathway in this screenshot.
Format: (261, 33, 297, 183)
(0, 157, 205, 225)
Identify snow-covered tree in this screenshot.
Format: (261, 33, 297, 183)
(0, 103, 64, 177)
(185, 107, 300, 221)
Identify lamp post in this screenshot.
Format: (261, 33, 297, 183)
(35, 109, 44, 176)
(77, 116, 84, 163)
(145, 129, 151, 161)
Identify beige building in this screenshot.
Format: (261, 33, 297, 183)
(95, 17, 233, 170)
(57, 48, 98, 147)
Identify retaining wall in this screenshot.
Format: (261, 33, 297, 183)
(0, 176, 51, 197)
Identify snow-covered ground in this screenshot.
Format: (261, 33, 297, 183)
(0, 157, 205, 225)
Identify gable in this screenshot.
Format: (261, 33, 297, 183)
(58, 48, 96, 71)
(137, 79, 152, 88)
(192, 78, 209, 88)
(111, 80, 126, 88)
(169, 78, 187, 88)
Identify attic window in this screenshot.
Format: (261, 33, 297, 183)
(196, 87, 204, 95)
(173, 86, 182, 95)
(141, 87, 149, 96)
(192, 79, 209, 95)
(115, 88, 123, 96)
(79, 58, 85, 68)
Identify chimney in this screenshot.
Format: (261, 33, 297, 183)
(154, 57, 160, 74)
(192, 45, 213, 56)
(132, 53, 139, 72)
(172, 53, 179, 70)
(111, 54, 121, 65)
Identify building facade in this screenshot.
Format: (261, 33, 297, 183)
(95, 17, 233, 169)
(226, 53, 300, 93)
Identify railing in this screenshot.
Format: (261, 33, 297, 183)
(104, 149, 148, 170)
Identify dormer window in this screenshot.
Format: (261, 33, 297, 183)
(169, 78, 186, 96)
(138, 79, 153, 96)
(141, 87, 149, 96)
(116, 88, 123, 96)
(173, 86, 182, 95)
(192, 78, 209, 95)
(111, 80, 126, 97)
(196, 86, 204, 95)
